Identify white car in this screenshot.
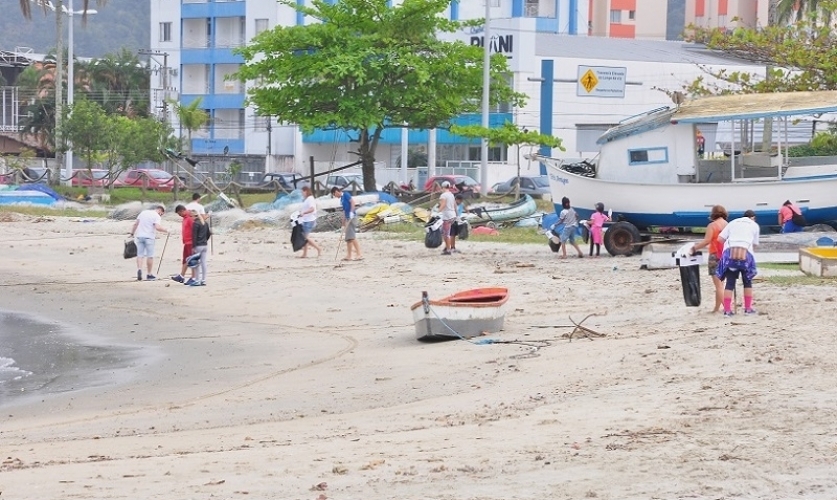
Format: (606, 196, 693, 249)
(326, 173, 383, 192)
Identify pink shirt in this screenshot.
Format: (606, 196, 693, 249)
(590, 212, 609, 228)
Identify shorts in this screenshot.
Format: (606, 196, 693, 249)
(560, 225, 577, 243)
(707, 253, 719, 276)
(442, 219, 453, 238)
(344, 217, 357, 241)
(135, 237, 155, 258)
(182, 243, 193, 263)
(302, 221, 316, 236)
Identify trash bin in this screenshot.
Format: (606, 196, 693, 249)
(672, 243, 702, 307)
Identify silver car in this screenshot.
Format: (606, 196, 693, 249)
(491, 175, 550, 198)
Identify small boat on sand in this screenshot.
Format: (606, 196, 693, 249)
(463, 194, 537, 227)
(411, 288, 509, 341)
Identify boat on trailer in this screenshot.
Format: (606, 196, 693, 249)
(537, 91, 837, 256)
(411, 288, 509, 342)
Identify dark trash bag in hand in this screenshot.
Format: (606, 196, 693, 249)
(123, 239, 137, 259)
(791, 211, 807, 227)
(424, 216, 443, 249)
(291, 223, 307, 252)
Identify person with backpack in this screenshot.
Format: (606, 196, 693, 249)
(556, 197, 584, 259)
(778, 200, 805, 233)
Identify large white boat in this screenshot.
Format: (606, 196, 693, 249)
(537, 91, 837, 255)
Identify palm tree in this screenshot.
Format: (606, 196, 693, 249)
(171, 98, 210, 155)
(86, 49, 151, 117)
(19, 0, 108, 181)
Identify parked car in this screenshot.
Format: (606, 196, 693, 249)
(326, 173, 383, 192)
(120, 169, 181, 191)
(257, 172, 307, 190)
(22, 167, 49, 183)
(423, 175, 481, 198)
(490, 175, 551, 198)
(71, 169, 111, 188)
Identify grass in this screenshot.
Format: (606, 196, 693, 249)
(761, 274, 836, 286)
(758, 262, 800, 271)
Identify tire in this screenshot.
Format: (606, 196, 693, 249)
(548, 239, 562, 252)
(603, 222, 641, 256)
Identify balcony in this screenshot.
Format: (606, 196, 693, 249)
(182, 0, 245, 19)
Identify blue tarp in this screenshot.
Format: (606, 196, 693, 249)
(16, 184, 63, 201)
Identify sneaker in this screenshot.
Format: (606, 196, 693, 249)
(184, 278, 197, 286)
(199, 281, 206, 286)
(145, 274, 157, 281)
(744, 308, 757, 315)
(137, 269, 142, 281)
(441, 249, 451, 255)
(723, 311, 735, 317)
(450, 248, 459, 254)
(171, 275, 184, 283)
(189, 280, 202, 287)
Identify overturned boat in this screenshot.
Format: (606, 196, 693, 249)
(536, 91, 837, 256)
(411, 288, 509, 342)
(463, 194, 537, 227)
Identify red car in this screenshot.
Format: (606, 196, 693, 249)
(423, 175, 481, 197)
(121, 169, 181, 191)
(71, 169, 111, 188)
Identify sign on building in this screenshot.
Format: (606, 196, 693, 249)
(577, 66, 627, 98)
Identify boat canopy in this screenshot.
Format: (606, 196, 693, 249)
(673, 90, 837, 123)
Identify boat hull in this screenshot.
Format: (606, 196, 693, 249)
(410, 288, 509, 342)
(545, 159, 837, 229)
(463, 195, 537, 224)
(0, 191, 55, 206)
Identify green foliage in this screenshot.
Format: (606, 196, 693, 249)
(451, 122, 563, 150)
(170, 98, 210, 153)
(62, 98, 109, 170)
(685, 2, 837, 94)
(235, 0, 525, 191)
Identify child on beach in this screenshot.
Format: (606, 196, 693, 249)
(190, 210, 210, 286)
(588, 202, 610, 257)
(556, 197, 584, 259)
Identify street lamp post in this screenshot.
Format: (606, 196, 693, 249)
(65, 0, 97, 183)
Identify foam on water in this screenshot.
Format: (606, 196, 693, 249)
(0, 356, 32, 384)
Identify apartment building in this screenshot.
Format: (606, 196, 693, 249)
(590, 0, 770, 40)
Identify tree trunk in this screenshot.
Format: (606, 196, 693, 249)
(358, 128, 382, 192)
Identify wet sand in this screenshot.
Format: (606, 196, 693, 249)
(1, 213, 836, 499)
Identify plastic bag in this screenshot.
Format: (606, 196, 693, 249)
(123, 239, 137, 259)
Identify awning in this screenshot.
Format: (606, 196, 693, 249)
(673, 91, 837, 123)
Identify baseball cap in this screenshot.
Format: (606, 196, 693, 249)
(441, 181, 451, 188)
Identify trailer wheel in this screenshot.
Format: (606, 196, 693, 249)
(604, 222, 641, 256)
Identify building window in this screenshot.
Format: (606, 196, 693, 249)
(159, 22, 172, 42)
(255, 18, 269, 35)
(628, 10, 635, 20)
(525, 0, 539, 17)
(610, 9, 622, 23)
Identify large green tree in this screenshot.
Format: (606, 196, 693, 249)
(235, 0, 524, 191)
(170, 97, 210, 155)
(61, 98, 109, 171)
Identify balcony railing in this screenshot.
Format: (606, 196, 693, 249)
(183, 36, 210, 49)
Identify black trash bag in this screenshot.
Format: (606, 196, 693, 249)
(679, 264, 701, 307)
(453, 220, 469, 240)
(291, 223, 307, 252)
(424, 216, 443, 249)
(123, 239, 137, 259)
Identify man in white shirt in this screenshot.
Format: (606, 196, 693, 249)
(438, 181, 457, 255)
(716, 210, 760, 317)
(298, 185, 322, 258)
(130, 205, 169, 281)
(185, 193, 207, 222)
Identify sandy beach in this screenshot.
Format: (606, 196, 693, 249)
(2, 211, 837, 499)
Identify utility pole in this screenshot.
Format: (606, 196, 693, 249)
(139, 49, 171, 124)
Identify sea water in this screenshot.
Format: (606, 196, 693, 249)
(0, 310, 145, 407)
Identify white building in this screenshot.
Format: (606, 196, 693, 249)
(150, 0, 762, 186)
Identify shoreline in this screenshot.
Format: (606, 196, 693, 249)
(1, 214, 837, 499)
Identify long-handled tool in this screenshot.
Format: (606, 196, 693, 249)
(334, 221, 347, 262)
(156, 233, 170, 276)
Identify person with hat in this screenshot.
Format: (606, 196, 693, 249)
(438, 180, 457, 255)
(130, 204, 169, 281)
(190, 209, 211, 286)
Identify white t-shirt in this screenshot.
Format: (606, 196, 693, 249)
(135, 209, 161, 239)
(719, 216, 760, 252)
(300, 195, 317, 222)
(440, 191, 456, 221)
(185, 201, 206, 215)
